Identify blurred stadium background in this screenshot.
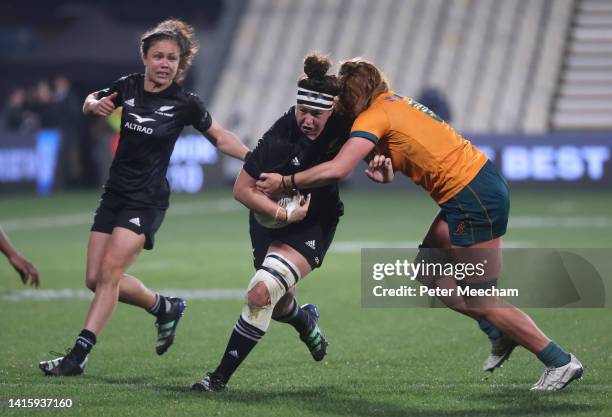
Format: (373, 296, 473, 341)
(1, 1, 611, 416)
(1, 0, 611, 193)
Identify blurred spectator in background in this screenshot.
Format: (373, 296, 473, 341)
(0, 226, 40, 288)
(417, 86, 452, 123)
(1, 76, 113, 188)
(2, 88, 28, 132)
(52, 75, 89, 188)
(3, 82, 60, 133)
(89, 113, 117, 187)
(29, 80, 55, 128)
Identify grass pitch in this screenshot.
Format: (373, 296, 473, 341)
(1, 188, 611, 417)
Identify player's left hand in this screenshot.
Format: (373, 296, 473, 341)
(365, 154, 394, 183)
(9, 253, 40, 288)
(256, 173, 283, 198)
(287, 194, 311, 224)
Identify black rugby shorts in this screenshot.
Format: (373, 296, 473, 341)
(91, 192, 166, 250)
(249, 213, 339, 270)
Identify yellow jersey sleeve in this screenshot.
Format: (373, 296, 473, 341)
(353, 91, 488, 204)
(349, 105, 390, 144)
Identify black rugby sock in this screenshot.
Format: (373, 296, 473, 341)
(214, 316, 264, 383)
(273, 298, 312, 336)
(70, 329, 96, 363)
(148, 294, 171, 318)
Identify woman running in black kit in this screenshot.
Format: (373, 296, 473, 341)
(39, 19, 249, 376)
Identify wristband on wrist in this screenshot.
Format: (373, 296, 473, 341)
(290, 173, 298, 193)
(281, 176, 290, 193)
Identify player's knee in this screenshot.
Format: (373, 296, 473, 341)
(241, 254, 301, 332)
(262, 253, 301, 289)
(245, 266, 286, 308)
(99, 257, 124, 286)
(84, 272, 98, 292)
(414, 244, 449, 285)
(241, 279, 275, 333)
(427, 218, 452, 248)
(247, 282, 271, 308)
(84, 264, 103, 291)
(247, 253, 300, 305)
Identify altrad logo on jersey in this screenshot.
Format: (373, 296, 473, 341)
(125, 113, 155, 135)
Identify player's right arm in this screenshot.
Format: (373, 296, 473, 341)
(233, 170, 310, 225)
(83, 76, 126, 117)
(82, 91, 118, 117)
(235, 116, 310, 224)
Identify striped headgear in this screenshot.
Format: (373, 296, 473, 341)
(296, 87, 335, 110)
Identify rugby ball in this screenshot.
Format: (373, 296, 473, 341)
(254, 194, 301, 229)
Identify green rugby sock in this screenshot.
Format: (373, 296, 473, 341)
(478, 319, 502, 340)
(537, 341, 571, 368)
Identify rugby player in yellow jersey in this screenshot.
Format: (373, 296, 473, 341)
(257, 57, 583, 391)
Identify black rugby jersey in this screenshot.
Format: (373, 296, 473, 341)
(244, 107, 351, 221)
(97, 73, 212, 208)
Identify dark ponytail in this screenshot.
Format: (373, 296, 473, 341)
(297, 51, 339, 96)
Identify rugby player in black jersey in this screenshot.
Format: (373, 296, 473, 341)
(39, 19, 249, 376)
(192, 52, 350, 392)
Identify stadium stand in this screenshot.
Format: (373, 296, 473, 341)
(209, 0, 580, 141)
(523, 0, 575, 132)
(552, 0, 612, 130)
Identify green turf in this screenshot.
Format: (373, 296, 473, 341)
(0, 189, 611, 417)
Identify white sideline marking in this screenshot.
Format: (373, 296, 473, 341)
(330, 241, 419, 253)
(1, 382, 608, 390)
(329, 240, 532, 253)
(0, 199, 240, 232)
(2, 201, 610, 232)
(510, 216, 612, 228)
(0, 288, 244, 301)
